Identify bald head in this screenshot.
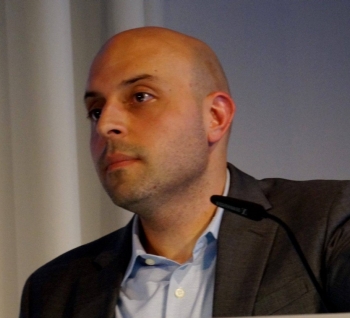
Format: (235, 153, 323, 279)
(86, 27, 235, 212)
(91, 27, 230, 100)
(86, 26, 235, 153)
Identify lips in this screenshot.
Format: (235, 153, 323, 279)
(104, 153, 139, 172)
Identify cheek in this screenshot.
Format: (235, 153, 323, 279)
(160, 115, 207, 151)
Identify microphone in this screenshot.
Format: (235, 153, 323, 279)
(210, 196, 269, 221)
(210, 195, 331, 313)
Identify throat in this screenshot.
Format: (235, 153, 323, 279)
(138, 207, 216, 264)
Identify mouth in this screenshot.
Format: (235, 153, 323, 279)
(104, 153, 139, 173)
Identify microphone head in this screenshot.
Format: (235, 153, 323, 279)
(210, 195, 268, 221)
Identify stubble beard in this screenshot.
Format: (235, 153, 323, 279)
(102, 166, 157, 214)
(96, 141, 151, 210)
(98, 130, 209, 217)
(102, 148, 209, 217)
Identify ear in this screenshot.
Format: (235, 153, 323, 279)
(205, 91, 236, 145)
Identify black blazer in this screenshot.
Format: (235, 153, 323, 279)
(20, 164, 350, 317)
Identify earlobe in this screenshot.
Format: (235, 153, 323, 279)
(206, 92, 236, 144)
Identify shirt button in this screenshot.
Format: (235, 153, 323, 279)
(145, 258, 155, 265)
(175, 288, 185, 298)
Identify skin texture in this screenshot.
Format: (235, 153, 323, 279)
(85, 27, 236, 263)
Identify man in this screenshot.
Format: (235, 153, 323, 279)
(20, 27, 350, 317)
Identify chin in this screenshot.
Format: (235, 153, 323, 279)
(108, 189, 140, 209)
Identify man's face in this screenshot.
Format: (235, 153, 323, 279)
(85, 39, 210, 214)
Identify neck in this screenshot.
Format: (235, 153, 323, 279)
(139, 204, 217, 263)
(138, 167, 227, 263)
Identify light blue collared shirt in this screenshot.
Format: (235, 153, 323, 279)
(116, 170, 230, 318)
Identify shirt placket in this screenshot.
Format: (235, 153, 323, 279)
(165, 262, 192, 318)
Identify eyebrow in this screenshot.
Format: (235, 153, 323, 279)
(120, 74, 155, 86)
(84, 91, 99, 101)
(83, 74, 156, 101)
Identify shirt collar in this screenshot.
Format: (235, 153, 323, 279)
(202, 168, 230, 240)
(121, 169, 230, 285)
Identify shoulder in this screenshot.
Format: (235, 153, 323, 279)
(227, 162, 350, 219)
(28, 222, 132, 282)
(227, 163, 350, 235)
(260, 177, 350, 220)
(20, 223, 133, 316)
(261, 176, 350, 199)
(259, 177, 350, 255)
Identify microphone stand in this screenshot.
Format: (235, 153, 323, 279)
(211, 195, 332, 313)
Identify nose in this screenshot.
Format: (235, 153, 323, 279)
(95, 101, 127, 139)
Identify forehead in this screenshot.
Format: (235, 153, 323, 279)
(87, 39, 194, 89)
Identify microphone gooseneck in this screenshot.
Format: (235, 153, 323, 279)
(210, 195, 331, 313)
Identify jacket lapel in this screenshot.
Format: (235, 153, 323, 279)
(69, 220, 133, 318)
(213, 164, 278, 317)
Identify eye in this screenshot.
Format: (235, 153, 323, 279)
(133, 92, 153, 103)
(87, 109, 102, 122)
